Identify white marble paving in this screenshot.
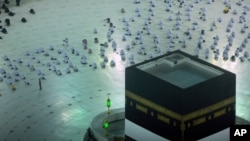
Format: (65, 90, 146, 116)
(1, 0, 250, 140)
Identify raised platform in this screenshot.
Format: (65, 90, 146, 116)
(89, 108, 125, 141)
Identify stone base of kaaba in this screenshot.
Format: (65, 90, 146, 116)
(125, 119, 230, 141)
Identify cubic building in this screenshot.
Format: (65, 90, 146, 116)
(125, 50, 236, 141)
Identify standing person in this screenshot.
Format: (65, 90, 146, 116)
(5, 18, 10, 26)
(87, 127, 92, 141)
(4, 0, 10, 4)
(16, 0, 20, 6)
(39, 78, 42, 90)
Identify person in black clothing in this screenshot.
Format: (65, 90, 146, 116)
(8, 11, 15, 16)
(39, 78, 42, 90)
(29, 9, 35, 14)
(16, 0, 21, 6)
(4, 0, 10, 4)
(5, 18, 10, 26)
(21, 17, 27, 23)
(4, 7, 9, 13)
(1, 28, 7, 34)
(87, 127, 92, 141)
(2, 4, 7, 9)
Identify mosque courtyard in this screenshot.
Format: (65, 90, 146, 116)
(1, 0, 250, 141)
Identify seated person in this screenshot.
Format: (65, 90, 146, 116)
(5, 18, 10, 26)
(21, 17, 27, 23)
(16, 0, 21, 6)
(30, 9, 35, 14)
(1, 28, 7, 34)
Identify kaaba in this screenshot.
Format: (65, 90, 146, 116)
(125, 50, 236, 141)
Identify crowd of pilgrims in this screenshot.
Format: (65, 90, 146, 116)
(1, 0, 250, 91)
(0, 0, 35, 39)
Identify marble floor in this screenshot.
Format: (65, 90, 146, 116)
(0, 0, 250, 141)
